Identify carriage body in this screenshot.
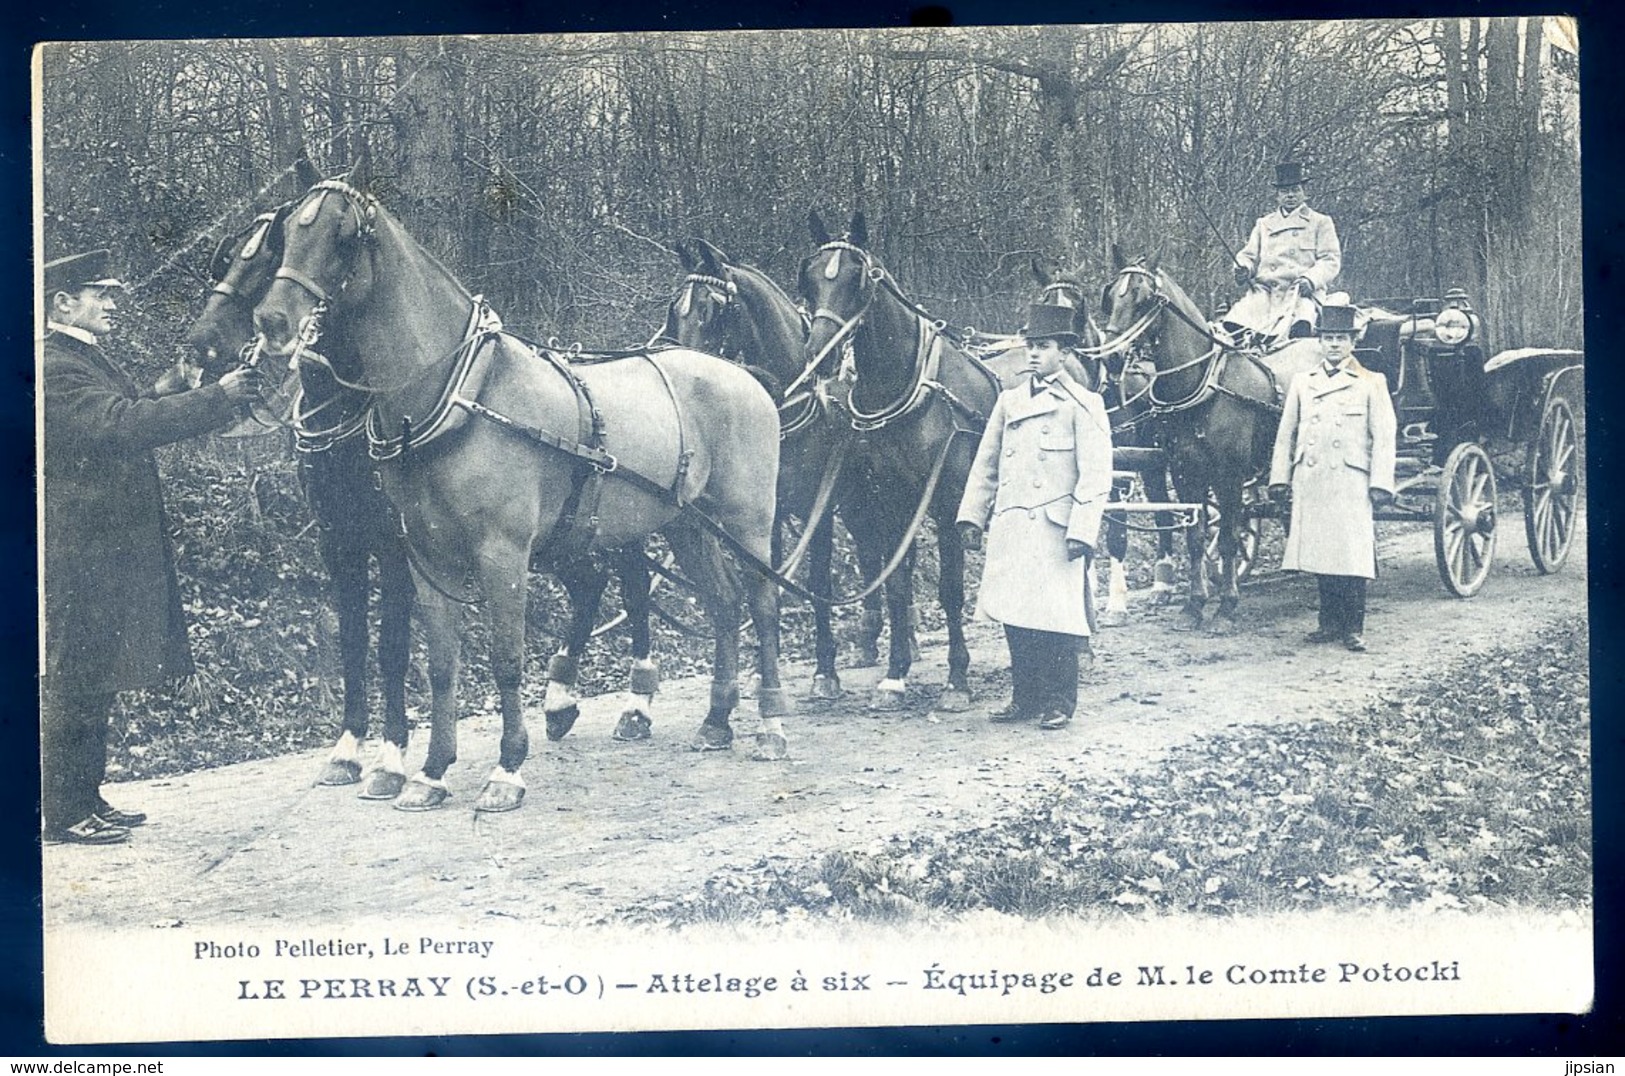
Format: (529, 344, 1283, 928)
(1342, 290, 1582, 595)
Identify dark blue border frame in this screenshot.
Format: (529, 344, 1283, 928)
(4, 0, 1620, 1055)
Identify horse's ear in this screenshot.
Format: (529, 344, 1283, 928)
(1148, 240, 1165, 273)
(848, 211, 868, 249)
(293, 147, 321, 192)
(676, 239, 697, 271)
(692, 237, 727, 274)
(1031, 256, 1057, 287)
(809, 210, 830, 245)
(1111, 243, 1126, 272)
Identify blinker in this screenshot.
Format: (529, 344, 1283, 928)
(297, 192, 325, 227)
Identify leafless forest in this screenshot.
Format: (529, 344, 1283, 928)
(34, 21, 1583, 773)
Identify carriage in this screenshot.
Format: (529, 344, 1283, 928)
(1121, 285, 1584, 600)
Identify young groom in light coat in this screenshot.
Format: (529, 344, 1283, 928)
(1267, 304, 1397, 652)
(957, 303, 1114, 729)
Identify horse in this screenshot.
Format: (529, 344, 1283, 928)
(797, 210, 1000, 711)
(1095, 246, 1319, 632)
(251, 178, 791, 814)
(185, 192, 417, 800)
(188, 193, 661, 801)
(659, 237, 911, 699)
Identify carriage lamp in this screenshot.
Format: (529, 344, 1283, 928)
(1435, 305, 1474, 346)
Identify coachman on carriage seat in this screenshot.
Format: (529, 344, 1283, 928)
(1224, 160, 1343, 344)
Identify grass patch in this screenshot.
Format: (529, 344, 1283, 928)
(618, 617, 1591, 926)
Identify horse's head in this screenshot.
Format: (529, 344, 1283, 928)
(662, 238, 741, 355)
(184, 205, 292, 376)
(1100, 243, 1166, 340)
(799, 209, 880, 380)
(254, 178, 381, 359)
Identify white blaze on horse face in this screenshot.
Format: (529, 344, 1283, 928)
(823, 250, 841, 280)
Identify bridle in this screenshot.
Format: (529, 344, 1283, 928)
(1096, 263, 1282, 420)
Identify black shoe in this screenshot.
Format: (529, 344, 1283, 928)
(96, 800, 146, 827)
(1038, 710, 1073, 730)
(1305, 628, 1339, 643)
(1343, 634, 1367, 652)
(46, 814, 130, 846)
(987, 702, 1034, 724)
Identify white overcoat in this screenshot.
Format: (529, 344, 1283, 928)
(956, 374, 1113, 635)
(1269, 359, 1398, 579)
(1226, 205, 1342, 336)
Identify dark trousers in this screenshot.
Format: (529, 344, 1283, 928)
(41, 686, 114, 832)
(1316, 575, 1368, 636)
(1004, 625, 1080, 718)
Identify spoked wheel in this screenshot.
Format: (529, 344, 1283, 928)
(1202, 491, 1261, 584)
(1434, 441, 1498, 597)
(1523, 395, 1580, 574)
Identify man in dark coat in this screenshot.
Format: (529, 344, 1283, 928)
(41, 248, 262, 845)
(956, 303, 1114, 730)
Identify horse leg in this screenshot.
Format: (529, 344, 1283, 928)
(847, 507, 886, 667)
(935, 513, 972, 712)
(1207, 485, 1245, 636)
(746, 554, 790, 761)
(870, 544, 916, 712)
(666, 522, 744, 753)
(396, 582, 461, 812)
(1100, 483, 1132, 626)
(807, 512, 843, 701)
(1173, 469, 1208, 631)
(471, 547, 532, 813)
(543, 555, 608, 743)
(613, 547, 662, 742)
(1145, 466, 1181, 604)
(316, 537, 370, 787)
(357, 544, 412, 801)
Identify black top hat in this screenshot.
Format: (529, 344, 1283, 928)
(1020, 303, 1081, 344)
(1273, 161, 1309, 188)
(43, 249, 125, 296)
(1316, 304, 1357, 335)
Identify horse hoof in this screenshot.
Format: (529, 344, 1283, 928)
(315, 759, 362, 787)
(358, 770, 406, 801)
(690, 722, 734, 752)
(1206, 616, 1239, 637)
(393, 780, 450, 813)
(544, 704, 580, 742)
(1173, 612, 1203, 632)
(739, 673, 761, 700)
(475, 781, 526, 813)
(613, 710, 653, 742)
(1097, 609, 1128, 628)
(750, 732, 789, 761)
(869, 685, 907, 711)
(854, 645, 881, 669)
(807, 674, 843, 702)
(937, 687, 972, 713)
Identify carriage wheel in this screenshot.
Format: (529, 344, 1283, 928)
(1433, 441, 1498, 597)
(1523, 395, 1580, 574)
(1202, 492, 1260, 584)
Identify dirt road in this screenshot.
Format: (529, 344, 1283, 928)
(42, 518, 1588, 931)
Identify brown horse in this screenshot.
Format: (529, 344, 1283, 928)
(189, 193, 660, 803)
(252, 180, 791, 813)
(798, 210, 999, 711)
(660, 237, 912, 697)
(1097, 247, 1318, 631)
